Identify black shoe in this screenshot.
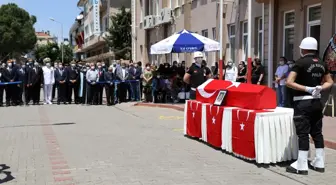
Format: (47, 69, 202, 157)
(57, 102, 60, 105)
(286, 166, 308, 175)
(308, 163, 325, 173)
(64, 102, 67, 105)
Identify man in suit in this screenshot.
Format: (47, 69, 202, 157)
(67, 61, 80, 104)
(104, 66, 115, 106)
(5, 60, 18, 106)
(54, 63, 68, 105)
(28, 61, 43, 105)
(115, 62, 129, 103)
(52, 61, 59, 102)
(17, 62, 29, 105)
(0, 63, 9, 107)
(97, 62, 105, 105)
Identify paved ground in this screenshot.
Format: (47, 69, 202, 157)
(0, 103, 336, 185)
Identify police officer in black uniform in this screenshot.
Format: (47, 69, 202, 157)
(183, 52, 210, 99)
(286, 37, 334, 175)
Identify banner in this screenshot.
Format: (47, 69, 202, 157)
(92, 0, 101, 35)
(323, 33, 336, 74)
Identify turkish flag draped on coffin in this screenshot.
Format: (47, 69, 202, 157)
(186, 100, 203, 138)
(231, 108, 270, 159)
(205, 104, 224, 148)
(196, 79, 276, 110)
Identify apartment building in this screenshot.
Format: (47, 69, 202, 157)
(77, 0, 131, 63)
(69, 12, 85, 60)
(36, 31, 57, 46)
(132, 0, 263, 67)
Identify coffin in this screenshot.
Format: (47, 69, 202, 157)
(196, 79, 276, 110)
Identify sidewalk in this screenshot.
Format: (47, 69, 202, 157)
(134, 102, 336, 150)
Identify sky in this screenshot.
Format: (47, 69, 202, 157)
(0, 0, 82, 42)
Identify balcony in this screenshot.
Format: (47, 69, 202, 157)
(82, 32, 109, 52)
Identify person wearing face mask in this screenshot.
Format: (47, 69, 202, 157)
(42, 58, 55, 105)
(28, 61, 43, 105)
(78, 62, 88, 105)
(86, 64, 99, 105)
(236, 61, 247, 83)
(96, 62, 105, 105)
(115, 62, 129, 103)
(286, 37, 334, 175)
(52, 61, 59, 102)
(4, 60, 18, 106)
(104, 66, 115, 106)
(54, 63, 68, 105)
(142, 63, 153, 102)
(251, 58, 265, 85)
(201, 60, 212, 81)
(16, 62, 28, 105)
(67, 61, 80, 104)
(274, 57, 289, 107)
(183, 52, 206, 100)
(0, 63, 10, 107)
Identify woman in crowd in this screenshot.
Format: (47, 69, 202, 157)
(224, 60, 238, 82)
(274, 57, 289, 107)
(142, 63, 153, 102)
(251, 58, 265, 84)
(236, 61, 247, 83)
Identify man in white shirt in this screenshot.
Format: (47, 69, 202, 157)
(42, 58, 55, 104)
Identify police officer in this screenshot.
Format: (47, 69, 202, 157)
(183, 52, 209, 100)
(286, 37, 334, 175)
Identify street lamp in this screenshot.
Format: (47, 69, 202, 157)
(49, 17, 69, 63)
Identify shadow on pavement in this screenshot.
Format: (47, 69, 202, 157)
(0, 164, 15, 183)
(0, 122, 76, 129)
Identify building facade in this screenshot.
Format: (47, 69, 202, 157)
(36, 31, 57, 46)
(133, 0, 336, 85)
(132, 0, 263, 67)
(76, 0, 131, 63)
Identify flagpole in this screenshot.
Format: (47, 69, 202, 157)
(219, 0, 224, 80)
(247, 0, 252, 83)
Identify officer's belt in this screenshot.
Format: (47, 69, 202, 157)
(293, 95, 321, 101)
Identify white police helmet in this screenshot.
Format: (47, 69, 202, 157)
(299, 37, 318, 50)
(193, 51, 203, 59)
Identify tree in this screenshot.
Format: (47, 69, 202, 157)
(104, 6, 132, 60)
(34, 42, 74, 63)
(0, 3, 37, 59)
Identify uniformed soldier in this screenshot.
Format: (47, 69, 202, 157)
(286, 37, 334, 175)
(183, 52, 207, 100)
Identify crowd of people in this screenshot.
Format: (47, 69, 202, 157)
(0, 53, 302, 108)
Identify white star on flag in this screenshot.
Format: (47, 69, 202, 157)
(227, 82, 241, 89)
(212, 117, 216, 124)
(240, 123, 245, 131)
(192, 112, 195, 118)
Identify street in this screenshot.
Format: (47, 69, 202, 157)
(0, 104, 336, 185)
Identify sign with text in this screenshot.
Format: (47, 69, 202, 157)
(92, 0, 101, 35)
(323, 33, 336, 74)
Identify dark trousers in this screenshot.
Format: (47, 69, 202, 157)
(189, 89, 196, 100)
(143, 86, 152, 102)
(17, 84, 24, 105)
(31, 83, 41, 104)
(87, 83, 98, 105)
(5, 85, 11, 105)
(57, 83, 67, 103)
(127, 83, 132, 100)
(117, 82, 127, 103)
(0, 86, 4, 106)
(68, 82, 79, 103)
(97, 84, 104, 105)
(293, 99, 324, 151)
(52, 83, 57, 101)
(105, 84, 115, 105)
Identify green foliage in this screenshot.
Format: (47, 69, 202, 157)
(34, 43, 74, 63)
(104, 6, 132, 60)
(0, 3, 37, 58)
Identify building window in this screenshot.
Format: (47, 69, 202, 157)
(140, 0, 143, 22)
(242, 21, 248, 61)
(212, 27, 216, 40)
(155, 0, 160, 15)
(90, 22, 94, 36)
(201, 29, 208, 38)
(84, 25, 89, 39)
(229, 24, 236, 62)
(257, 17, 263, 61)
(283, 10, 295, 60)
(307, 4, 321, 52)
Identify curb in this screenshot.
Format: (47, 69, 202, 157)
(134, 102, 336, 150)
